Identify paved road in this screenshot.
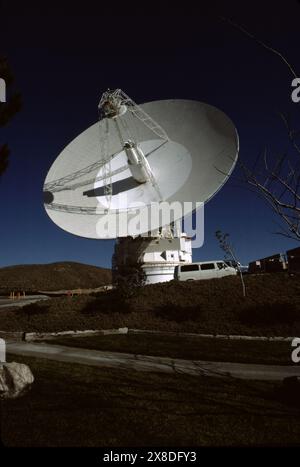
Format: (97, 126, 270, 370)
(5, 340, 300, 380)
(0, 295, 49, 309)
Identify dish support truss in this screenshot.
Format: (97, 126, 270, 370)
(44, 89, 169, 214)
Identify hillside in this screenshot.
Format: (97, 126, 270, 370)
(0, 262, 111, 293)
(1, 272, 300, 335)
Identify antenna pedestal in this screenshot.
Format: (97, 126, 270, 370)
(112, 229, 192, 284)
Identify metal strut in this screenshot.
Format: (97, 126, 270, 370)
(44, 89, 169, 211)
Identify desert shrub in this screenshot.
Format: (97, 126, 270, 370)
(240, 301, 299, 326)
(81, 290, 131, 314)
(154, 304, 203, 323)
(22, 302, 50, 322)
(113, 265, 146, 301)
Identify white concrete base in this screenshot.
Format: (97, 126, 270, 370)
(142, 264, 177, 284)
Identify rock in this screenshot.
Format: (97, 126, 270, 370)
(0, 362, 34, 399)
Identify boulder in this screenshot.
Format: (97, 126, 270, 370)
(0, 362, 34, 399)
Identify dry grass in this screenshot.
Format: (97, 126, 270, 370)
(46, 332, 294, 365)
(2, 354, 300, 447)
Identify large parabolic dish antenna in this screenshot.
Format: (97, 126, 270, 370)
(43, 90, 239, 239)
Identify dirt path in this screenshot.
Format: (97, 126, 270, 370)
(5, 340, 300, 380)
(0, 295, 50, 309)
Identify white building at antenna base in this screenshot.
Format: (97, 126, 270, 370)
(112, 232, 192, 284)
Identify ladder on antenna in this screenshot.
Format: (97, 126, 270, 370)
(119, 90, 169, 142)
(128, 105, 169, 141)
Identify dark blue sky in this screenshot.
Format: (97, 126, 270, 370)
(0, 0, 300, 268)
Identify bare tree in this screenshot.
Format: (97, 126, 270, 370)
(221, 17, 300, 242)
(216, 230, 246, 297)
(239, 118, 300, 241)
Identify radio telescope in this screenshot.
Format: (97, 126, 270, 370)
(43, 89, 238, 284)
